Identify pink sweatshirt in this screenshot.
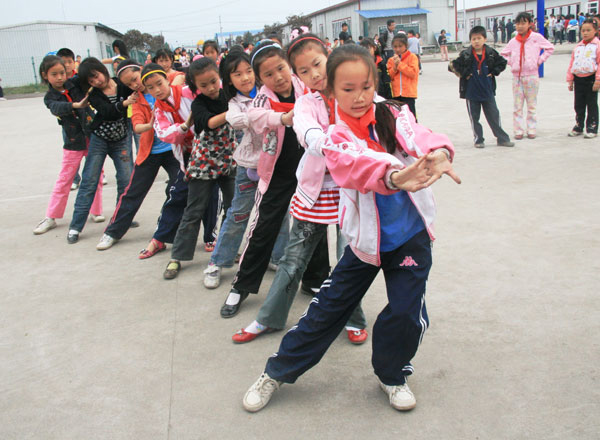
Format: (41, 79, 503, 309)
(226, 93, 262, 169)
(566, 37, 600, 82)
(321, 104, 455, 266)
(501, 32, 554, 77)
(247, 75, 306, 194)
(153, 85, 195, 170)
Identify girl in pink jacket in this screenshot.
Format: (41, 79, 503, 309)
(501, 12, 554, 139)
(242, 44, 460, 414)
(220, 40, 308, 318)
(231, 34, 368, 345)
(566, 19, 600, 138)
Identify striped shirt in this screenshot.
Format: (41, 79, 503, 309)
(289, 188, 340, 224)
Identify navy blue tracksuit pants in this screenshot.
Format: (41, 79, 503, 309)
(265, 229, 432, 386)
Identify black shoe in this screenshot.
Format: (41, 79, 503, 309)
(67, 231, 79, 244)
(130, 221, 140, 228)
(220, 289, 249, 318)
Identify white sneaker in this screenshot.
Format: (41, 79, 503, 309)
(90, 214, 105, 223)
(243, 372, 282, 413)
(378, 378, 416, 411)
(96, 233, 117, 250)
(33, 218, 57, 235)
(102, 176, 108, 185)
(203, 263, 221, 289)
(584, 131, 597, 138)
(70, 182, 79, 191)
(568, 129, 583, 137)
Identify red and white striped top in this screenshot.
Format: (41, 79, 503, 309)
(289, 188, 340, 224)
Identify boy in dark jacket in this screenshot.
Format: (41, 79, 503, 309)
(450, 26, 514, 148)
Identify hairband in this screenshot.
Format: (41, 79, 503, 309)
(116, 64, 139, 77)
(287, 36, 325, 56)
(141, 69, 166, 82)
(251, 42, 282, 66)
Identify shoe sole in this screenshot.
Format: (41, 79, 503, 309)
(97, 242, 116, 251)
(33, 225, 56, 235)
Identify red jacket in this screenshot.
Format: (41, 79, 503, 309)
(131, 93, 154, 166)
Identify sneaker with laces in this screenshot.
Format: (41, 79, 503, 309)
(378, 378, 416, 411)
(568, 128, 583, 137)
(203, 264, 221, 289)
(90, 214, 105, 223)
(33, 218, 57, 235)
(243, 372, 282, 412)
(96, 233, 118, 250)
(584, 131, 597, 138)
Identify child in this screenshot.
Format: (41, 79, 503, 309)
(242, 44, 460, 413)
(438, 29, 449, 61)
(162, 58, 237, 279)
(33, 55, 103, 235)
(203, 47, 289, 288)
(202, 40, 220, 63)
(231, 34, 368, 345)
(56, 48, 77, 78)
(450, 26, 514, 148)
(566, 19, 600, 138)
(387, 34, 419, 118)
(407, 30, 421, 74)
(67, 57, 136, 244)
(101, 39, 129, 65)
(360, 38, 392, 99)
(220, 40, 306, 318)
(153, 49, 185, 86)
(95, 60, 183, 250)
(501, 12, 554, 139)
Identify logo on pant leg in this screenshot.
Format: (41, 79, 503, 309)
(399, 256, 418, 267)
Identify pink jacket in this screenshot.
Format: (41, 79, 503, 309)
(321, 104, 455, 266)
(153, 85, 195, 170)
(566, 37, 600, 82)
(226, 93, 262, 169)
(501, 32, 554, 77)
(248, 75, 306, 194)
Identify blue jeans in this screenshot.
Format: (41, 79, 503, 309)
(266, 229, 432, 385)
(69, 133, 133, 232)
(210, 166, 288, 268)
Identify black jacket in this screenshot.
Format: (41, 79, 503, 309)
(43, 79, 93, 150)
(86, 77, 133, 132)
(449, 44, 507, 99)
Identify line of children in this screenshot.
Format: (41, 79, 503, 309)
(242, 43, 461, 413)
(566, 18, 599, 138)
(230, 34, 368, 345)
(387, 34, 419, 119)
(450, 26, 514, 148)
(501, 12, 554, 140)
(33, 55, 104, 235)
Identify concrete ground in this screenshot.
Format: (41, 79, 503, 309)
(1, 52, 598, 440)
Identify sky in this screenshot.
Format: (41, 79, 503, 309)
(1, 0, 339, 46)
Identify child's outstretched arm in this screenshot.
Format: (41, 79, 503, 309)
(248, 93, 290, 134)
(421, 150, 461, 186)
(153, 107, 191, 144)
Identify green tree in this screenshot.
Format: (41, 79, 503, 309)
(122, 29, 144, 50)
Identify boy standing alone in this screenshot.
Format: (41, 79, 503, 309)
(451, 26, 514, 148)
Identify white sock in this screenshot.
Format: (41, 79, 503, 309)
(245, 320, 267, 334)
(225, 291, 241, 306)
(68, 229, 79, 236)
(345, 326, 361, 332)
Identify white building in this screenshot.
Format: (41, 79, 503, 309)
(459, 0, 598, 41)
(0, 21, 122, 87)
(215, 30, 263, 48)
(303, 0, 458, 46)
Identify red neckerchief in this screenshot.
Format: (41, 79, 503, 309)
(153, 85, 193, 143)
(516, 29, 532, 77)
(375, 55, 383, 65)
(319, 92, 336, 124)
(472, 48, 486, 74)
(337, 105, 386, 153)
(401, 50, 412, 62)
(268, 85, 309, 113)
(61, 89, 73, 102)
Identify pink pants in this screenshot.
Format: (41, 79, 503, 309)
(46, 149, 103, 219)
(512, 75, 539, 136)
(440, 45, 449, 61)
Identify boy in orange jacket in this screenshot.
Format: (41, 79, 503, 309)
(387, 34, 419, 118)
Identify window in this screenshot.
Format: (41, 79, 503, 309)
(588, 1, 598, 14)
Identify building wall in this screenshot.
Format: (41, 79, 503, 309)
(0, 22, 120, 87)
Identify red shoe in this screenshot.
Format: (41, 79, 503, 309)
(514, 134, 524, 140)
(205, 241, 215, 252)
(527, 133, 536, 139)
(232, 328, 266, 344)
(347, 329, 368, 345)
(138, 239, 166, 260)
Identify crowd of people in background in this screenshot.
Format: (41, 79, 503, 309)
(26, 6, 599, 414)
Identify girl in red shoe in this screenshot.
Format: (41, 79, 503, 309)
(232, 34, 368, 345)
(242, 44, 461, 413)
